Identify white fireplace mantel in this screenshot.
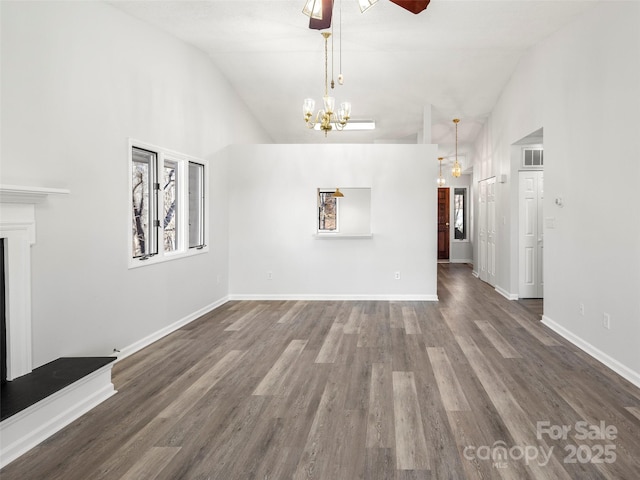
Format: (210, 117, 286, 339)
(0, 184, 70, 204)
(1, 184, 70, 380)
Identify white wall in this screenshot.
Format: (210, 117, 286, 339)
(227, 144, 438, 300)
(471, 2, 640, 383)
(0, 1, 271, 367)
(333, 188, 372, 236)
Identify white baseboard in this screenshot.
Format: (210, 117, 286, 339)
(472, 270, 479, 278)
(449, 259, 473, 264)
(0, 364, 116, 468)
(495, 286, 519, 301)
(541, 315, 640, 389)
(115, 296, 229, 362)
(228, 294, 439, 302)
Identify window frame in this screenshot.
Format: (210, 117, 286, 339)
(128, 139, 209, 269)
(131, 146, 158, 259)
(317, 189, 340, 233)
(452, 187, 469, 242)
(522, 147, 544, 168)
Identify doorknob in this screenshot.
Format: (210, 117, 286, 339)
(446, 223, 449, 226)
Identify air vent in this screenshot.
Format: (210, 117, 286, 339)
(523, 148, 543, 167)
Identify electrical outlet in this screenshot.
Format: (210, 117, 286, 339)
(267, 271, 273, 280)
(394, 272, 401, 280)
(579, 303, 584, 316)
(603, 313, 611, 330)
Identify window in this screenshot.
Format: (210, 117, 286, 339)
(130, 141, 207, 267)
(318, 190, 339, 232)
(132, 147, 158, 258)
(188, 162, 205, 248)
(523, 147, 543, 167)
(454, 187, 467, 241)
(163, 159, 178, 252)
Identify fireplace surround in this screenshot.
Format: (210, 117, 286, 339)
(0, 185, 70, 381)
(0, 186, 118, 468)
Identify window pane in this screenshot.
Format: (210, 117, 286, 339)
(454, 187, 467, 240)
(188, 162, 205, 248)
(132, 147, 157, 257)
(524, 149, 533, 166)
(163, 160, 177, 252)
(318, 191, 338, 232)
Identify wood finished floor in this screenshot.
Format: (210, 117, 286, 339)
(2, 264, 639, 479)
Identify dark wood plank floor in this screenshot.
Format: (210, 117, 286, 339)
(2, 264, 639, 479)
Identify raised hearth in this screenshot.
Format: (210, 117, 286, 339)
(0, 358, 116, 468)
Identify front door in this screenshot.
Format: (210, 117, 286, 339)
(438, 188, 450, 260)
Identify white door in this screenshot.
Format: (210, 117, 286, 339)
(486, 177, 497, 287)
(478, 180, 487, 282)
(519, 171, 544, 298)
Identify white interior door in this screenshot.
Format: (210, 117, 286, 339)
(519, 171, 544, 298)
(478, 180, 487, 282)
(486, 177, 497, 286)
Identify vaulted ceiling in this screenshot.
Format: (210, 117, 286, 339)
(110, 0, 597, 158)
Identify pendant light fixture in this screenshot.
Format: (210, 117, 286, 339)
(437, 157, 446, 187)
(331, 188, 344, 198)
(303, 32, 351, 136)
(452, 118, 462, 178)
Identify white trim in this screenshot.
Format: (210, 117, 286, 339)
(541, 315, 640, 389)
(228, 294, 439, 302)
(0, 184, 69, 204)
(449, 258, 473, 264)
(495, 286, 519, 300)
(472, 270, 479, 278)
(0, 363, 116, 468)
(114, 296, 229, 361)
(313, 233, 373, 239)
(0, 186, 69, 380)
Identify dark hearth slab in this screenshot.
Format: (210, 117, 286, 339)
(1, 357, 116, 421)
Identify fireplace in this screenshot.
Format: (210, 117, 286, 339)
(0, 185, 118, 469)
(0, 185, 70, 381)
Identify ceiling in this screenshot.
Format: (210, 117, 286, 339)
(110, 0, 597, 158)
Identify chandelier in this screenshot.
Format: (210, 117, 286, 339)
(303, 32, 351, 136)
(452, 118, 462, 178)
(437, 157, 446, 187)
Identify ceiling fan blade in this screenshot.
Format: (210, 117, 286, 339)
(309, 0, 333, 30)
(389, 0, 431, 14)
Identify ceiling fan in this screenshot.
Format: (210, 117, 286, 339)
(303, 0, 431, 29)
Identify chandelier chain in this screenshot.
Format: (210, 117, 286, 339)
(324, 34, 329, 96)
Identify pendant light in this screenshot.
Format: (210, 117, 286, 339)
(303, 32, 351, 136)
(437, 157, 446, 187)
(452, 118, 462, 178)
